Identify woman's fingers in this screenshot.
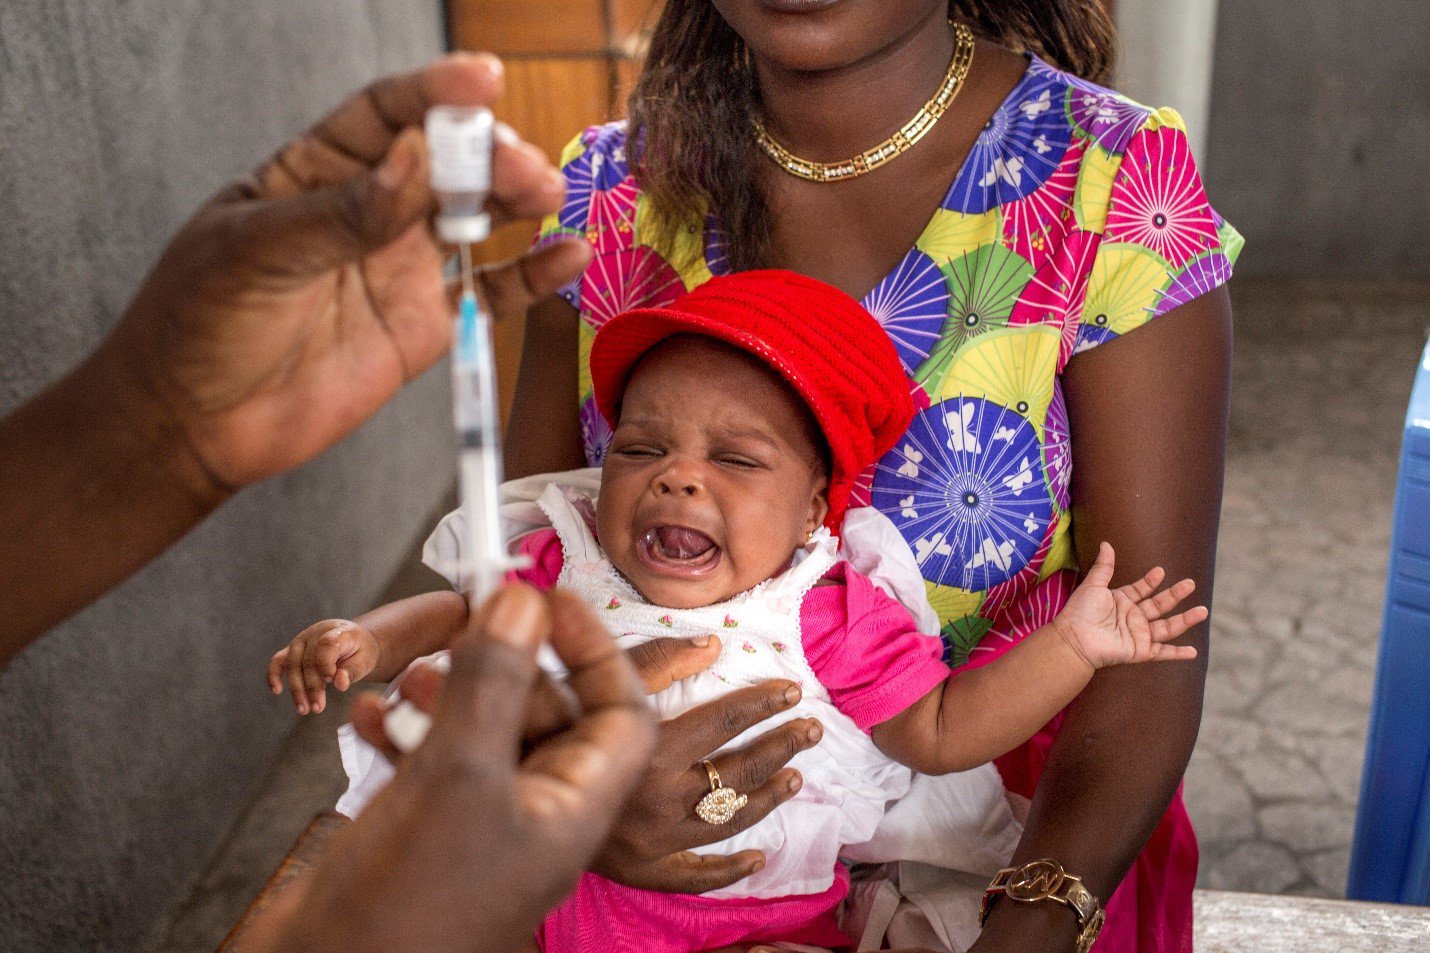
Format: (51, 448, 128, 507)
(642, 850, 769, 895)
(711, 718, 821, 794)
(624, 635, 723, 694)
(471, 237, 592, 321)
(424, 585, 545, 764)
(304, 53, 505, 170)
(675, 766, 805, 850)
(486, 139, 567, 227)
(350, 692, 403, 761)
(548, 590, 648, 714)
(659, 681, 805, 770)
(521, 591, 655, 822)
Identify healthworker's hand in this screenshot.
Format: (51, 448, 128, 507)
(102, 52, 591, 497)
(252, 584, 654, 953)
(354, 632, 823, 895)
(268, 619, 380, 715)
(1052, 542, 1206, 670)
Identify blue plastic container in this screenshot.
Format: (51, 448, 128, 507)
(1347, 332, 1430, 904)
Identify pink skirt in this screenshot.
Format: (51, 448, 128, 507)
(538, 866, 852, 953)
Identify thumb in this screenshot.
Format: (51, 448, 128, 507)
(1082, 541, 1117, 590)
(234, 127, 432, 281)
(626, 636, 722, 694)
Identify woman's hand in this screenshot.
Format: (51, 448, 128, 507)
(247, 584, 655, 953)
(268, 619, 381, 715)
(590, 637, 823, 893)
(1051, 542, 1206, 670)
(354, 633, 822, 894)
(103, 51, 591, 496)
(0, 52, 593, 657)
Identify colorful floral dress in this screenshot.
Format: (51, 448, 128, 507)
(539, 54, 1242, 953)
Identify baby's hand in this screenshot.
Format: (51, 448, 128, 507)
(267, 619, 380, 715)
(1053, 543, 1206, 670)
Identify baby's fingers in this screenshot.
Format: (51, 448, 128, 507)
(308, 629, 351, 680)
(267, 649, 290, 695)
(286, 647, 312, 714)
(1150, 606, 1209, 643)
(1144, 642, 1199, 662)
(1140, 578, 1197, 620)
(1118, 565, 1166, 602)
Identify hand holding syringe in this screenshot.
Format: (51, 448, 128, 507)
(385, 105, 524, 752)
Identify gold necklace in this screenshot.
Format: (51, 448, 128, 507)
(753, 21, 976, 183)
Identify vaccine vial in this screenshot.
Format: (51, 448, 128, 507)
(426, 105, 495, 244)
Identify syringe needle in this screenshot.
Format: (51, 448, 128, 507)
(458, 240, 475, 303)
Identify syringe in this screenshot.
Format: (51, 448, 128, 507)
(383, 106, 512, 754)
(451, 248, 506, 601)
(425, 105, 511, 601)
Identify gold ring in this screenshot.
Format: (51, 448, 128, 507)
(695, 759, 748, 825)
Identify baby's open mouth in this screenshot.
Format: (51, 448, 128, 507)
(638, 525, 722, 577)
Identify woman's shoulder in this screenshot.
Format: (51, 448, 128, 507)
(544, 120, 639, 237)
(558, 120, 631, 165)
(944, 54, 1168, 218)
(1025, 56, 1161, 159)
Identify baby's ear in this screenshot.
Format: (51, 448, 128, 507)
(805, 478, 830, 535)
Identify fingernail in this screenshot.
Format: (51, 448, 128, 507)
(783, 683, 801, 705)
(805, 720, 823, 743)
(376, 133, 417, 189)
(786, 773, 802, 793)
(494, 121, 521, 147)
(483, 585, 542, 647)
(475, 52, 504, 79)
(692, 634, 711, 647)
(750, 858, 767, 873)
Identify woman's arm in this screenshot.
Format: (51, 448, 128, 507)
(972, 288, 1231, 952)
(504, 297, 586, 479)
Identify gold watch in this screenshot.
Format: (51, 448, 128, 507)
(980, 859, 1105, 953)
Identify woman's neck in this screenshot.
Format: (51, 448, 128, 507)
(754, 11, 956, 162)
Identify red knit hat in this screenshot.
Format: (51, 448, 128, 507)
(590, 270, 914, 532)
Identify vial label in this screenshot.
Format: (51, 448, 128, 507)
(427, 106, 494, 193)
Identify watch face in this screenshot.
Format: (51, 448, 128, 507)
(1006, 859, 1066, 901)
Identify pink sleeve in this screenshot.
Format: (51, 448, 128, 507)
(800, 563, 951, 733)
(506, 528, 565, 592)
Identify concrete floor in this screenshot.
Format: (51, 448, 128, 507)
(152, 278, 1430, 951)
(1184, 278, 1429, 897)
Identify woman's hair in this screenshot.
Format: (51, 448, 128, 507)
(627, 1, 1116, 272)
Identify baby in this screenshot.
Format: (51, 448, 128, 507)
(269, 271, 1203, 953)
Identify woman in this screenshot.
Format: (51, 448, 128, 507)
(505, 2, 1240, 950)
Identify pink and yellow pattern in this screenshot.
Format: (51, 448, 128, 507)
(540, 58, 1242, 669)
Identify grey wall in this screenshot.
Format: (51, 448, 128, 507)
(1203, 0, 1429, 276)
(0, 2, 448, 950)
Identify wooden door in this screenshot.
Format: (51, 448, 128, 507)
(447, 1, 664, 421)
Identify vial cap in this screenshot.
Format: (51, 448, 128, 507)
(437, 213, 493, 245)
